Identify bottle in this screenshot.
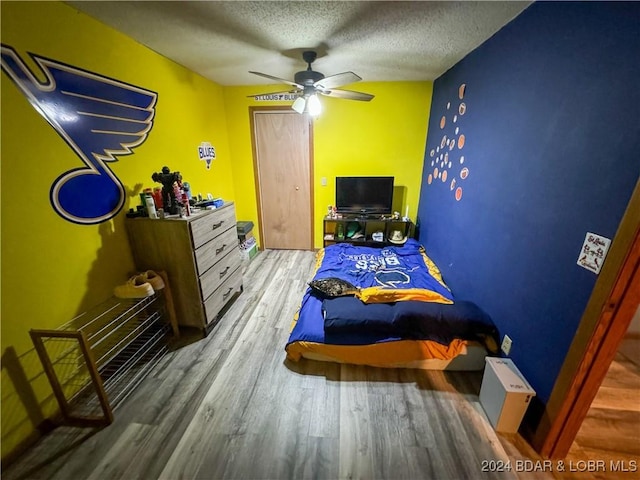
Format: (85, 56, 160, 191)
(182, 193, 191, 217)
(144, 194, 158, 219)
(153, 187, 163, 209)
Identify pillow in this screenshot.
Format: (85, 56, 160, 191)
(308, 277, 359, 298)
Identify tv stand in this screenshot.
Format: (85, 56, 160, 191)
(323, 215, 414, 247)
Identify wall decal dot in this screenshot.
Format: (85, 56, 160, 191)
(444, 152, 449, 162)
(442, 170, 448, 182)
(455, 127, 459, 135)
(455, 187, 463, 201)
(440, 116, 446, 129)
(460, 156, 465, 164)
(431, 160, 434, 167)
(441, 161, 444, 168)
(460, 167, 469, 179)
(447, 102, 451, 110)
(458, 134, 466, 149)
(448, 162, 452, 168)
(459, 84, 466, 99)
(453, 115, 458, 123)
(430, 149, 435, 157)
(436, 146, 440, 153)
(441, 136, 447, 148)
(434, 167, 439, 178)
(428, 174, 433, 184)
(450, 178, 456, 190)
(459, 103, 466, 115)
(449, 140, 455, 151)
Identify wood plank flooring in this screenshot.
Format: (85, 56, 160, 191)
(3, 250, 638, 480)
(554, 335, 640, 480)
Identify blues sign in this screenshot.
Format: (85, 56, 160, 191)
(1, 44, 157, 224)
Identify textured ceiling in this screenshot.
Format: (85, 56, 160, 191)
(66, 1, 531, 86)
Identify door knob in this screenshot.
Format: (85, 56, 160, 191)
(295, 186, 300, 190)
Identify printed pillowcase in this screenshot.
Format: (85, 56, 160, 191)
(308, 277, 358, 298)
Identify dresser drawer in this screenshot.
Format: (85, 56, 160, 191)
(194, 226, 238, 275)
(199, 248, 242, 300)
(190, 205, 237, 249)
(203, 267, 243, 325)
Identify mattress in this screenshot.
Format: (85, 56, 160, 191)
(285, 240, 498, 370)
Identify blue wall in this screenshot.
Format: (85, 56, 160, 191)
(417, 2, 640, 403)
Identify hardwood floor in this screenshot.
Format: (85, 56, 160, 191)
(554, 335, 640, 480)
(3, 250, 638, 480)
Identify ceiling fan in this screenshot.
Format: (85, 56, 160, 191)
(248, 50, 374, 115)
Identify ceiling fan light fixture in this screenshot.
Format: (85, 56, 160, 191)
(307, 94, 321, 117)
(292, 96, 306, 114)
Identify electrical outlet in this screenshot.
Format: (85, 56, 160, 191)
(501, 334, 513, 355)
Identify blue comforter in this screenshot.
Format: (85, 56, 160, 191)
(312, 239, 453, 303)
(323, 296, 499, 353)
(287, 240, 498, 352)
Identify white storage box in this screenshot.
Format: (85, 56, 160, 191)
(479, 357, 535, 433)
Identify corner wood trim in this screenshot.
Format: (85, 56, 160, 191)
(527, 178, 640, 458)
(544, 227, 639, 458)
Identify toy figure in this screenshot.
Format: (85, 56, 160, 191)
(152, 166, 182, 214)
(182, 182, 192, 200)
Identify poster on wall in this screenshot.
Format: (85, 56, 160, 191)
(577, 232, 611, 274)
(426, 83, 469, 202)
(198, 142, 216, 169)
(0, 44, 157, 225)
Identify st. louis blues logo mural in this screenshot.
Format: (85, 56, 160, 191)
(1, 44, 157, 224)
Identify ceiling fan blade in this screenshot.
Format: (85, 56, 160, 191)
(319, 89, 374, 102)
(249, 71, 302, 88)
(246, 90, 301, 98)
(315, 72, 361, 90)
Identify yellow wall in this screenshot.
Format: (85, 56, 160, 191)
(0, 1, 234, 459)
(1, 1, 433, 462)
(224, 81, 433, 248)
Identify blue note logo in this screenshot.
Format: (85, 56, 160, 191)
(1, 44, 157, 224)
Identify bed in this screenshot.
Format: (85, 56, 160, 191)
(285, 239, 499, 370)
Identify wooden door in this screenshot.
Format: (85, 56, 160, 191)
(251, 108, 313, 250)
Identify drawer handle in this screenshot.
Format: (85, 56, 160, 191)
(222, 287, 233, 300)
(212, 221, 224, 230)
(219, 266, 230, 278)
(215, 244, 227, 255)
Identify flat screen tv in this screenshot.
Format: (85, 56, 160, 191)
(335, 176, 394, 216)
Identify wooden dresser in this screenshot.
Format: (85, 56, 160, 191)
(125, 202, 242, 335)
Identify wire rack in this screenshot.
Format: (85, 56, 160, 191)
(30, 292, 172, 427)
